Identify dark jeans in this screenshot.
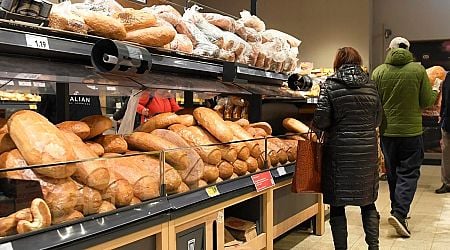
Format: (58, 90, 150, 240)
(330, 203, 377, 218)
(381, 136, 424, 219)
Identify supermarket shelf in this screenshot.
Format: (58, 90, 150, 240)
(0, 101, 39, 110)
(0, 197, 170, 249)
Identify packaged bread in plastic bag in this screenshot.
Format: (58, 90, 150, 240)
(183, 5, 224, 48)
(114, 8, 156, 32)
(238, 10, 265, 32)
(235, 22, 261, 43)
(202, 13, 236, 32)
(169, 34, 194, 54)
(262, 29, 301, 48)
(141, 5, 182, 27)
(218, 49, 236, 62)
(73, 0, 123, 16)
(177, 20, 219, 57)
(49, 2, 89, 34)
(222, 31, 247, 57)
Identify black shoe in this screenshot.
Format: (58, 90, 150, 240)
(435, 184, 450, 194)
(388, 214, 411, 238)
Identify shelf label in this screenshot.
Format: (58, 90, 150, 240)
(0, 242, 13, 250)
(29, 104, 37, 110)
(205, 185, 220, 197)
(25, 34, 50, 50)
(277, 167, 287, 177)
(106, 86, 117, 91)
(251, 171, 275, 192)
(307, 97, 318, 104)
(18, 81, 32, 87)
(0, 80, 14, 86)
(33, 82, 46, 87)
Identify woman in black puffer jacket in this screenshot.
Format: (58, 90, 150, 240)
(313, 47, 382, 250)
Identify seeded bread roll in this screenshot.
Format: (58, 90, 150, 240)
(80, 115, 113, 140)
(193, 107, 233, 143)
(56, 121, 90, 140)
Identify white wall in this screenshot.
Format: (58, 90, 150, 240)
(372, 0, 450, 68)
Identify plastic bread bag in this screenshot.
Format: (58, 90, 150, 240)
(118, 89, 143, 135)
(235, 22, 261, 43)
(49, 1, 89, 34)
(262, 29, 301, 48)
(238, 10, 265, 32)
(73, 0, 123, 16)
(176, 18, 219, 57)
(141, 5, 182, 27)
(183, 5, 224, 48)
(193, 41, 220, 58)
(169, 34, 194, 54)
(202, 13, 236, 32)
(222, 31, 246, 57)
(218, 49, 236, 62)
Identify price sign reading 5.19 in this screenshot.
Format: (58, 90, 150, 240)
(25, 34, 50, 50)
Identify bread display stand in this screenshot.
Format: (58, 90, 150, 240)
(0, 18, 323, 250)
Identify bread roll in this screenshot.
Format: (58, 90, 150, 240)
(219, 145, 237, 163)
(193, 107, 233, 143)
(130, 197, 141, 205)
(125, 132, 189, 171)
(80, 115, 112, 140)
(114, 8, 157, 32)
(245, 157, 258, 173)
(202, 165, 219, 183)
(169, 34, 194, 54)
(0, 217, 17, 236)
(217, 160, 233, 180)
(137, 113, 179, 133)
(51, 210, 83, 225)
(233, 140, 250, 161)
(168, 124, 187, 132)
(74, 182, 102, 216)
(198, 179, 208, 188)
(98, 201, 116, 214)
(62, 131, 110, 191)
(176, 126, 222, 165)
(232, 160, 248, 176)
(83, 12, 126, 40)
(282, 118, 317, 142)
(126, 26, 176, 47)
(56, 121, 90, 140)
(0, 118, 7, 133)
(250, 122, 272, 135)
(95, 135, 128, 154)
(85, 142, 105, 157)
(267, 140, 288, 165)
(8, 110, 77, 178)
(16, 198, 51, 233)
(8, 208, 32, 222)
(224, 121, 262, 158)
(269, 138, 292, 162)
(283, 140, 298, 162)
(175, 182, 190, 194)
(151, 129, 204, 184)
(235, 119, 250, 127)
(177, 114, 196, 126)
(101, 164, 134, 207)
(256, 155, 265, 170)
(0, 133, 16, 154)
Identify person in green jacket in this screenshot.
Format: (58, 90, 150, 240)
(372, 37, 441, 238)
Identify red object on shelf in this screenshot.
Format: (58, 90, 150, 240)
(251, 171, 274, 192)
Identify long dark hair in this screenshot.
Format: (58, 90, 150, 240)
(333, 47, 363, 71)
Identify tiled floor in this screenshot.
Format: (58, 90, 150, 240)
(274, 165, 450, 250)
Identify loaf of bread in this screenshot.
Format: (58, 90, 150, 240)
(74, 182, 102, 216)
(114, 8, 157, 32)
(98, 201, 116, 214)
(80, 115, 113, 140)
(95, 135, 128, 154)
(126, 26, 176, 47)
(256, 155, 265, 170)
(219, 145, 237, 163)
(203, 13, 236, 32)
(8, 208, 32, 222)
(151, 129, 204, 185)
(269, 138, 291, 162)
(56, 121, 90, 140)
(250, 122, 272, 135)
(137, 113, 179, 133)
(0, 118, 7, 134)
(175, 182, 190, 194)
(225, 121, 262, 158)
(193, 107, 234, 143)
(62, 131, 110, 191)
(101, 163, 134, 207)
(169, 34, 194, 54)
(282, 118, 317, 142)
(8, 110, 77, 179)
(16, 198, 51, 233)
(262, 29, 301, 48)
(267, 140, 288, 165)
(177, 114, 197, 126)
(176, 126, 222, 165)
(245, 157, 258, 173)
(202, 165, 219, 183)
(235, 119, 250, 127)
(168, 124, 187, 132)
(217, 160, 233, 180)
(49, 4, 88, 34)
(51, 210, 83, 225)
(0, 133, 16, 154)
(125, 132, 189, 170)
(232, 160, 248, 176)
(83, 11, 126, 40)
(130, 197, 141, 205)
(85, 142, 105, 157)
(0, 208, 32, 236)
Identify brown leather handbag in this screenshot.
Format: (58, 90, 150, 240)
(291, 131, 323, 193)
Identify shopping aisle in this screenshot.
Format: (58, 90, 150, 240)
(275, 165, 450, 250)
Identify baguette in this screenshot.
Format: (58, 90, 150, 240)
(245, 157, 258, 173)
(83, 12, 126, 40)
(219, 145, 237, 163)
(126, 26, 176, 47)
(232, 159, 248, 176)
(202, 165, 219, 183)
(282, 118, 317, 142)
(151, 129, 204, 184)
(16, 198, 51, 233)
(250, 122, 272, 135)
(168, 124, 187, 132)
(85, 142, 105, 157)
(80, 115, 113, 140)
(0, 133, 16, 154)
(62, 131, 110, 191)
(175, 182, 190, 194)
(217, 160, 233, 180)
(176, 126, 222, 165)
(56, 121, 90, 140)
(101, 164, 134, 207)
(177, 114, 196, 126)
(74, 182, 102, 216)
(137, 113, 179, 133)
(8, 110, 77, 178)
(114, 8, 157, 32)
(193, 107, 233, 143)
(98, 201, 116, 214)
(95, 135, 128, 154)
(51, 210, 83, 225)
(0, 118, 7, 133)
(125, 132, 189, 170)
(224, 121, 262, 158)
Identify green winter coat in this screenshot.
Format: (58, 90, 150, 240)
(371, 48, 438, 137)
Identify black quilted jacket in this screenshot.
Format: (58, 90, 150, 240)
(313, 64, 382, 206)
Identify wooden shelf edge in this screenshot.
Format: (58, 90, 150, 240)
(224, 233, 267, 250)
(273, 203, 319, 239)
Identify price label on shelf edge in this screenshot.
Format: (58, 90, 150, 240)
(251, 171, 275, 192)
(25, 34, 50, 50)
(0, 242, 13, 250)
(276, 167, 287, 177)
(205, 185, 220, 197)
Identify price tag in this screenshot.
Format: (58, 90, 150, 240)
(25, 34, 50, 50)
(106, 86, 117, 91)
(29, 104, 37, 110)
(276, 167, 287, 176)
(205, 185, 220, 197)
(0, 80, 14, 86)
(251, 171, 275, 192)
(0, 242, 13, 250)
(18, 81, 32, 87)
(33, 82, 46, 87)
